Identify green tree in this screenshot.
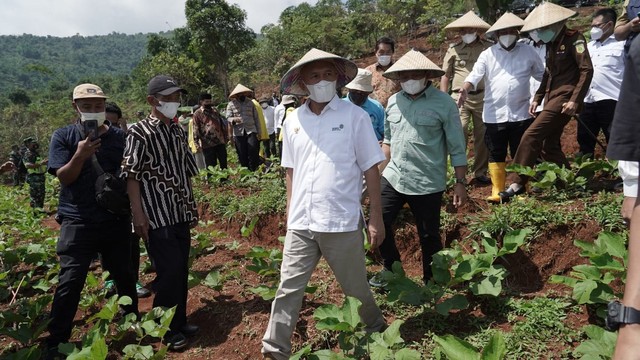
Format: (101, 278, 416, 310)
(185, 0, 255, 96)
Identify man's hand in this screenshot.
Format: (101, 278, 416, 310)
(132, 209, 150, 242)
(76, 133, 101, 160)
(631, 16, 640, 33)
(367, 214, 385, 250)
(456, 88, 467, 108)
(452, 183, 467, 208)
(529, 101, 539, 117)
(561, 101, 578, 116)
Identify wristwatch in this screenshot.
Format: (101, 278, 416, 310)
(455, 177, 468, 186)
(605, 300, 640, 331)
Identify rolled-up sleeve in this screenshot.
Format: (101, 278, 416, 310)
(464, 51, 487, 91)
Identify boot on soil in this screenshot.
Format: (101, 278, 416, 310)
(487, 162, 506, 203)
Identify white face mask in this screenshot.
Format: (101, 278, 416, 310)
(80, 111, 106, 127)
(461, 32, 477, 44)
(401, 78, 427, 95)
(590, 26, 604, 41)
(499, 34, 518, 49)
(529, 31, 541, 44)
(377, 55, 392, 67)
(305, 80, 337, 103)
(261, 103, 268, 109)
(156, 101, 180, 119)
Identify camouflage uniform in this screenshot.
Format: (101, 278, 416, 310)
(10, 147, 27, 186)
(442, 39, 492, 179)
(23, 147, 46, 209)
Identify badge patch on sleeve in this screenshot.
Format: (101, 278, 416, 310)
(574, 40, 586, 54)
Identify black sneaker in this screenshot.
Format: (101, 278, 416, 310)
(164, 332, 188, 351)
(136, 282, 151, 298)
(180, 324, 199, 336)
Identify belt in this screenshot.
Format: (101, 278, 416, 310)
(454, 89, 484, 95)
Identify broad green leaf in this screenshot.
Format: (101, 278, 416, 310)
(481, 332, 506, 360)
(572, 279, 598, 304)
(122, 344, 155, 359)
(498, 228, 530, 256)
(434, 335, 480, 360)
(549, 275, 578, 287)
(435, 295, 469, 316)
(590, 254, 624, 272)
(394, 348, 422, 359)
(202, 270, 223, 291)
(598, 231, 626, 260)
(481, 236, 498, 257)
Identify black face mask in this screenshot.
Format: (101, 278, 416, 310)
(349, 92, 368, 106)
(203, 104, 213, 109)
(238, 95, 246, 102)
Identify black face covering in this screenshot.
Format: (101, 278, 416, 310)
(349, 92, 368, 106)
(203, 104, 213, 109)
(238, 95, 246, 102)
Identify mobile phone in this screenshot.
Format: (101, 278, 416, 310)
(83, 120, 98, 140)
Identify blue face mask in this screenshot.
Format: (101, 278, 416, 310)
(535, 28, 557, 44)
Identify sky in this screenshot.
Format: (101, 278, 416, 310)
(0, 0, 316, 37)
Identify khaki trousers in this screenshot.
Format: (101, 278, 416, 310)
(261, 228, 385, 359)
(452, 92, 489, 178)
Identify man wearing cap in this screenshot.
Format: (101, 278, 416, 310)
(226, 84, 263, 171)
(441, 11, 493, 185)
(121, 75, 199, 350)
(261, 48, 387, 360)
(343, 68, 385, 141)
(193, 93, 228, 172)
(365, 37, 401, 108)
(576, 8, 625, 158)
(45, 84, 138, 357)
(371, 49, 467, 287)
(457, 12, 545, 203)
(500, 2, 593, 201)
(22, 137, 47, 209)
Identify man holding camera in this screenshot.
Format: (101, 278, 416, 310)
(45, 84, 137, 358)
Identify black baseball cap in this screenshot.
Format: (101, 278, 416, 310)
(147, 75, 188, 96)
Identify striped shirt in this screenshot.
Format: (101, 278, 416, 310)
(121, 115, 198, 229)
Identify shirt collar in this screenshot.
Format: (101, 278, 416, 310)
(302, 95, 341, 116)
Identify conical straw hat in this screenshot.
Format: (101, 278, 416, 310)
(444, 11, 491, 30)
(382, 49, 445, 80)
(229, 84, 253, 99)
(521, 2, 576, 33)
(486, 12, 525, 38)
(280, 48, 358, 96)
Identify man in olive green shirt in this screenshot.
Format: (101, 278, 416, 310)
(441, 11, 492, 184)
(371, 50, 467, 287)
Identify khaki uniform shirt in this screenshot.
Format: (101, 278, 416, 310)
(365, 62, 401, 108)
(533, 28, 594, 113)
(442, 39, 491, 92)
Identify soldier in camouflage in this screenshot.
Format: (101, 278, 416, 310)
(9, 144, 27, 186)
(22, 137, 47, 209)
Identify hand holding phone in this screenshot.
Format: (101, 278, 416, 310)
(83, 120, 98, 140)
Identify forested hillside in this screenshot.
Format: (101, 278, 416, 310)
(0, 32, 152, 97)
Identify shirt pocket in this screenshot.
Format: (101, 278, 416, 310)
(410, 110, 441, 144)
(602, 51, 623, 67)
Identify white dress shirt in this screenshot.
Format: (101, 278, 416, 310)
(262, 105, 276, 134)
(465, 42, 545, 123)
(274, 103, 285, 130)
(619, 161, 639, 197)
(584, 35, 625, 103)
(281, 96, 384, 232)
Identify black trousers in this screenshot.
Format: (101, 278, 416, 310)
(147, 222, 191, 333)
(234, 132, 260, 171)
(263, 133, 277, 159)
(203, 144, 228, 170)
(484, 119, 533, 162)
(378, 177, 443, 284)
(47, 218, 137, 347)
(577, 100, 617, 156)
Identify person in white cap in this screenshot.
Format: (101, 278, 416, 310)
(45, 83, 138, 358)
(343, 68, 385, 141)
(274, 94, 296, 158)
(500, 2, 593, 201)
(369, 49, 467, 287)
(261, 48, 387, 360)
(441, 11, 493, 185)
(457, 12, 545, 203)
(577, 8, 625, 158)
(226, 83, 262, 171)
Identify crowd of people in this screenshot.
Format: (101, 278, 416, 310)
(2, 1, 636, 358)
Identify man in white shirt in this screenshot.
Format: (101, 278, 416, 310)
(458, 13, 545, 203)
(578, 8, 626, 158)
(261, 48, 386, 360)
(259, 97, 277, 158)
